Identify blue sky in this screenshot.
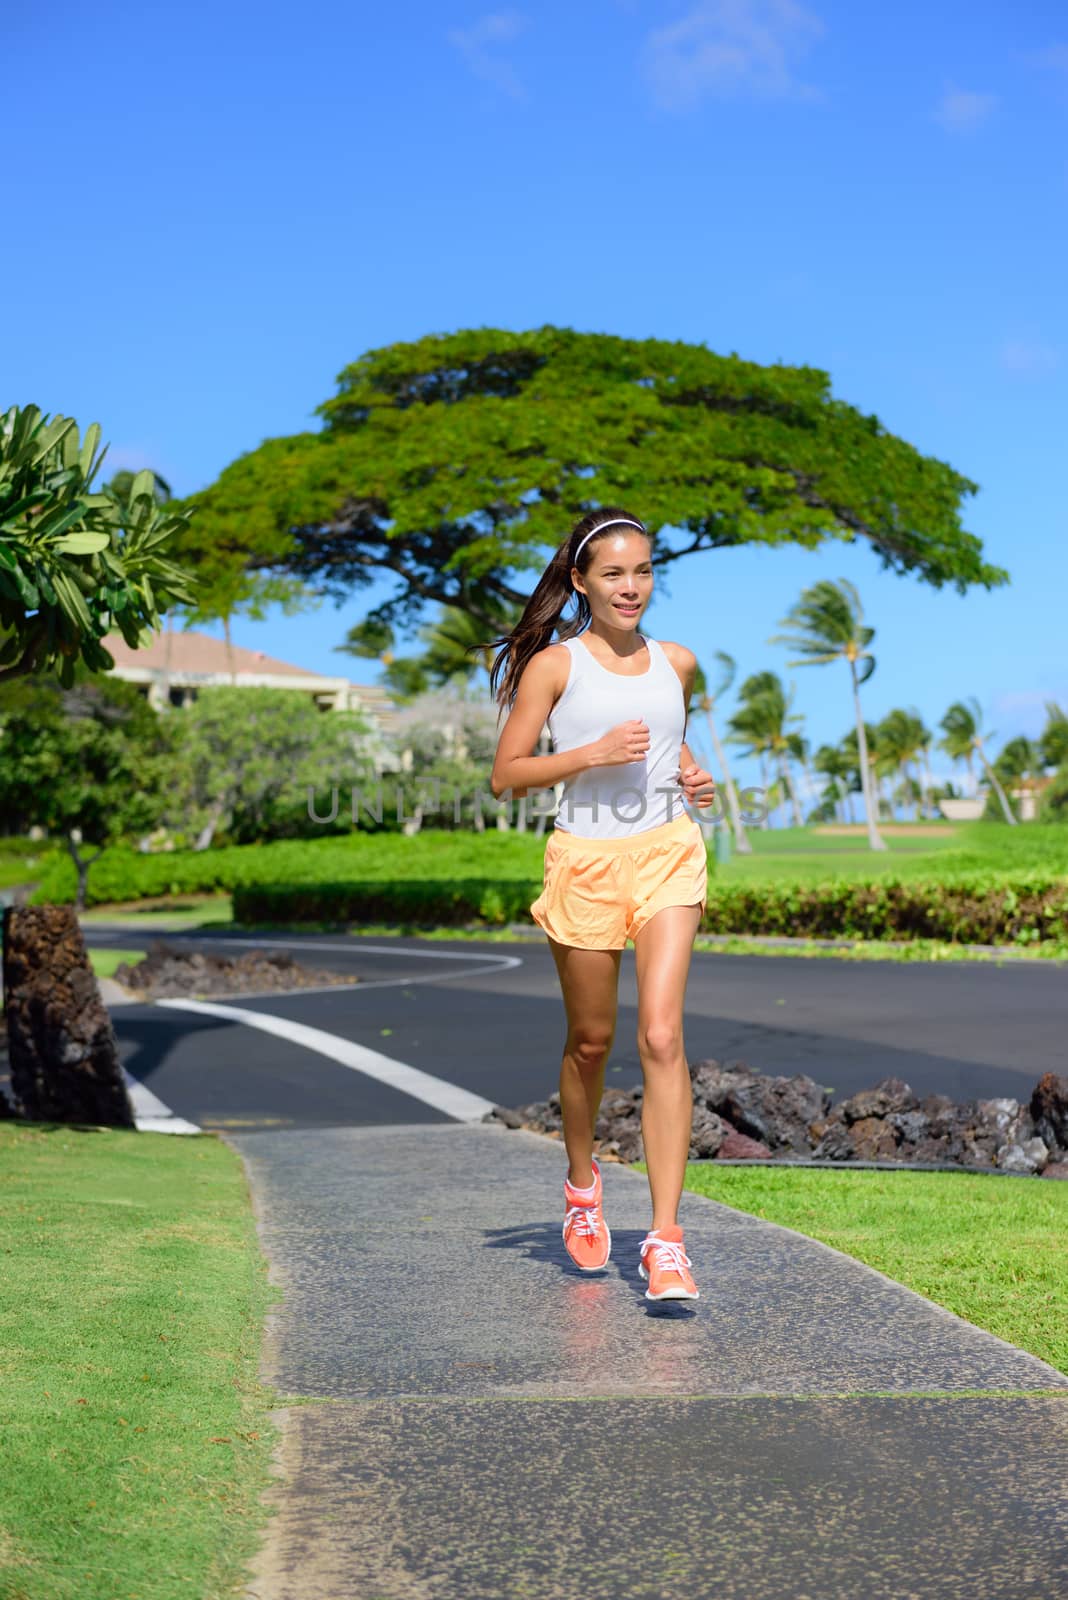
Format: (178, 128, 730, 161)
(7, 0, 1067, 796)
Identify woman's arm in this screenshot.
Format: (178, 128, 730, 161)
(489, 650, 596, 799)
(490, 648, 649, 799)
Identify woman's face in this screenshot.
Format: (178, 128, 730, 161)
(572, 532, 654, 630)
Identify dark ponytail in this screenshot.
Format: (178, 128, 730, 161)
(487, 507, 651, 712)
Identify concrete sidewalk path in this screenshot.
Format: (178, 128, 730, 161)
(226, 1122, 1068, 1600)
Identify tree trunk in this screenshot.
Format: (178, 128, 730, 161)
(65, 834, 104, 913)
(781, 755, 804, 827)
(978, 741, 1017, 825)
(223, 615, 236, 684)
(2, 905, 136, 1128)
(194, 798, 228, 852)
(160, 621, 174, 708)
(759, 753, 772, 828)
(920, 750, 933, 820)
(704, 708, 751, 853)
(851, 663, 887, 851)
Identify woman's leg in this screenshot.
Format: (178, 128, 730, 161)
(632, 903, 702, 1231)
(547, 937, 622, 1189)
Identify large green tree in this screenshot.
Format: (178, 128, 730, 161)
(172, 328, 1007, 637)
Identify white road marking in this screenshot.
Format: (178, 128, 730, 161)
(158, 999, 497, 1122)
(121, 1066, 202, 1135)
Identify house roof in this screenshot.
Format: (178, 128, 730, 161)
(103, 628, 330, 681)
(103, 627, 402, 733)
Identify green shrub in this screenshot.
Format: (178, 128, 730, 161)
(234, 878, 542, 927)
(232, 868, 1068, 945)
(1037, 766, 1068, 823)
(698, 875, 1068, 944)
(30, 830, 556, 907)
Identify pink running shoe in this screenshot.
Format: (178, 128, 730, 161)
(562, 1159, 612, 1272)
(638, 1226, 700, 1301)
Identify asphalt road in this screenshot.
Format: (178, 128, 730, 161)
(82, 928, 1068, 1134)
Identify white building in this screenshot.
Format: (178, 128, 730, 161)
(103, 627, 403, 767)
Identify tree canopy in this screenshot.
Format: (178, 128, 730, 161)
(174, 327, 1008, 635)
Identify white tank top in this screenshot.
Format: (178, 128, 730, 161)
(546, 631, 688, 838)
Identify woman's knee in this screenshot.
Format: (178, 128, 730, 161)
(638, 1018, 683, 1065)
(567, 1031, 613, 1073)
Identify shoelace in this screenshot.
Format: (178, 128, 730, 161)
(640, 1237, 692, 1277)
(564, 1202, 603, 1238)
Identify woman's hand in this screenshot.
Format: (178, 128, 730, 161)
(680, 763, 716, 808)
(591, 719, 652, 767)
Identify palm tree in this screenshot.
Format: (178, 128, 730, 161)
(417, 604, 513, 697)
(876, 708, 931, 821)
(908, 709, 936, 819)
(814, 742, 856, 823)
(840, 723, 883, 821)
(690, 653, 752, 853)
(727, 672, 805, 828)
(791, 732, 817, 810)
(938, 698, 1017, 824)
(993, 736, 1040, 784)
(786, 730, 813, 820)
(769, 579, 886, 851)
(1039, 702, 1068, 771)
(336, 615, 427, 704)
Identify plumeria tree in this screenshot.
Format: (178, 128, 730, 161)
(0, 406, 196, 684)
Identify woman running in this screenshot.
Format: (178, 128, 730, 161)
(489, 508, 716, 1302)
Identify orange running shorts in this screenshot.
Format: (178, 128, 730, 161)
(529, 812, 709, 950)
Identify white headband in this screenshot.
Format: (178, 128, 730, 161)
(572, 517, 647, 563)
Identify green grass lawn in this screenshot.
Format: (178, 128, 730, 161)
(677, 1161, 1068, 1380)
(0, 844, 60, 892)
(80, 898, 235, 929)
(85, 948, 144, 980)
(0, 1122, 282, 1600)
(714, 821, 1068, 883)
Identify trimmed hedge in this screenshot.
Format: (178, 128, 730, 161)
(234, 878, 541, 927)
(697, 876, 1068, 945)
(29, 833, 550, 907)
(233, 872, 1068, 945)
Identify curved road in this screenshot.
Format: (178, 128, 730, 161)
(81, 928, 1068, 1134)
